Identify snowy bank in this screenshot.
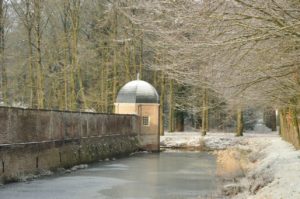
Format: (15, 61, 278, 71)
(161, 132, 240, 150)
(233, 134, 300, 199)
(161, 132, 300, 199)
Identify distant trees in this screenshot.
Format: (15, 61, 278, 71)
(263, 108, 277, 131)
(199, 0, 300, 139)
(125, 0, 300, 137)
(2, 0, 147, 112)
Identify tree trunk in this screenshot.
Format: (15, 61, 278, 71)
(0, 0, 7, 104)
(289, 106, 300, 148)
(139, 36, 143, 79)
(112, 7, 118, 111)
(34, 0, 44, 109)
(159, 72, 165, 136)
(124, 42, 130, 82)
(278, 109, 284, 136)
(22, 0, 36, 108)
(62, 0, 71, 110)
(168, 79, 175, 132)
(153, 70, 158, 86)
(201, 88, 208, 136)
(263, 108, 277, 131)
(236, 108, 244, 136)
(103, 47, 109, 113)
(175, 110, 184, 132)
(70, 0, 87, 110)
(279, 108, 290, 143)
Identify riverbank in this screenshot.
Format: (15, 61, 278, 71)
(161, 132, 300, 199)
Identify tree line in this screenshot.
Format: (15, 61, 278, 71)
(131, 0, 299, 145)
(0, 0, 299, 145)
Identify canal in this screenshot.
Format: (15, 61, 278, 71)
(0, 151, 217, 199)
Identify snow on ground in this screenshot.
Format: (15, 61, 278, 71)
(161, 132, 242, 150)
(161, 131, 300, 199)
(161, 132, 204, 148)
(234, 134, 300, 199)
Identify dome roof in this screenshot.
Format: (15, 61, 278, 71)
(116, 80, 159, 103)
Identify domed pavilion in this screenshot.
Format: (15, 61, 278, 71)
(114, 78, 160, 152)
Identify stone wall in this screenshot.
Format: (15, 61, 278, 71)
(0, 107, 140, 183)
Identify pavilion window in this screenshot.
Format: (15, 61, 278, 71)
(142, 116, 150, 126)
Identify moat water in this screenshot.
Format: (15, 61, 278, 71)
(0, 151, 217, 199)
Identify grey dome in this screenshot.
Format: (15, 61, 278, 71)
(116, 80, 159, 103)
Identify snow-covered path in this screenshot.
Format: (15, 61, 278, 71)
(160, 132, 300, 199)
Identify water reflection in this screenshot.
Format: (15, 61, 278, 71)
(0, 151, 217, 199)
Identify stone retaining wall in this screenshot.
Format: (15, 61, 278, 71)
(0, 107, 140, 183)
